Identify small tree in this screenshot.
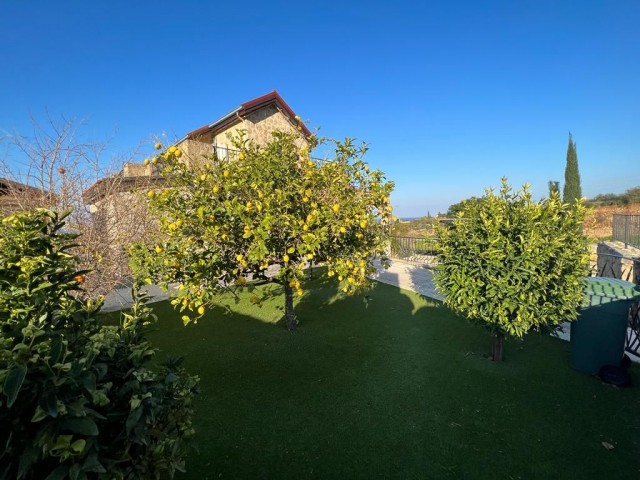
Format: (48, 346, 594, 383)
(130, 131, 394, 330)
(563, 133, 582, 203)
(548, 180, 560, 197)
(446, 196, 483, 217)
(434, 179, 589, 361)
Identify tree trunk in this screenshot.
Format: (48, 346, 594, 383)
(283, 282, 298, 331)
(491, 332, 504, 362)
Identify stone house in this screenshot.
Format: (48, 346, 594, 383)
(82, 90, 311, 248)
(178, 90, 312, 164)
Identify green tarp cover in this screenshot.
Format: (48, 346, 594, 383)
(582, 277, 640, 300)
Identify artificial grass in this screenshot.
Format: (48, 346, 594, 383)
(132, 272, 640, 479)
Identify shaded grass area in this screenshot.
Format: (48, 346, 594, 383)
(126, 273, 640, 479)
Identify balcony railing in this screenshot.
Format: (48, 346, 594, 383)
(612, 214, 640, 249)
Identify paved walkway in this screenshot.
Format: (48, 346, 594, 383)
(370, 258, 443, 301)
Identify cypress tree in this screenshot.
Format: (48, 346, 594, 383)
(563, 133, 582, 203)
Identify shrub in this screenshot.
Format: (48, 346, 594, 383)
(434, 180, 589, 361)
(0, 209, 199, 480)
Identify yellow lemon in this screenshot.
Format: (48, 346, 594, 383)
(333, 204, 340, 213)
(168, 146, 177, 154)
(360, 220, 368, 229)
(154, 142, 162, 150)
(238, 152, 246, 160)
(143, 158, 150, 166)
(147, 190, 155, 198)
(155, 245, 163, 254)
(283, 254, 289, 263)
(223, 170, 229, 177)
(340, 226, 346, 233)
(213, 185, 220, 193)
(197, 306, 206, 315)
(174, 148, 182, 158)
(236, 254, 244, 261)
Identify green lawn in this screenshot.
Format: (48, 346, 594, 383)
(135, 272, 640, 479)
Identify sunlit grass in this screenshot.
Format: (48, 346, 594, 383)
(130, 271, 640, 479)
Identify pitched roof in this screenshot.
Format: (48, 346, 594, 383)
(82, 175, 166, 205)
(181, 90, 312, 141)
(0, 177, 48, 196)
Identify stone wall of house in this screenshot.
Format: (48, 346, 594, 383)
(122, 162, 154, 177)
(179, 138, 213, 167)
(213, 123, 246, 152)
(243, 105, 308, 148)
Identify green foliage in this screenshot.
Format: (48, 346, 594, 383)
(131, 130, 394, 329)
(390, 216, 437, 237)
(446, 196, 484, 217)
(587, 186, 640, 206)
(548, 180, 560, 197)
(0, 209, 199, 480)
(434, 179, 589, 340)
(563, 133, 582, 203)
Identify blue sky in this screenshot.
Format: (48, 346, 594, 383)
(1, 0, 638, 217)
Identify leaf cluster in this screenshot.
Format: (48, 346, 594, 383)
(0, 209, 199, 480)
(434, 179, 589, 338)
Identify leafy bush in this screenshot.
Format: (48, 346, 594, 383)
(0, 209, 199, 480)
(434, 180, 589, 361)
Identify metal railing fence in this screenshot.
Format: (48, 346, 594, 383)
(388, 236, 439, 266)
(387, 236, 639, 284)
(612, 214, 640, 249)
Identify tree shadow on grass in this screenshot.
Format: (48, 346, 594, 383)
(136, 270, 640, 480)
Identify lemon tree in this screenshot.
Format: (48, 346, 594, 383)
(130, 131, 394, 330)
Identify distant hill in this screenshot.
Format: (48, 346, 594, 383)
(586, 186, 640, 207)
